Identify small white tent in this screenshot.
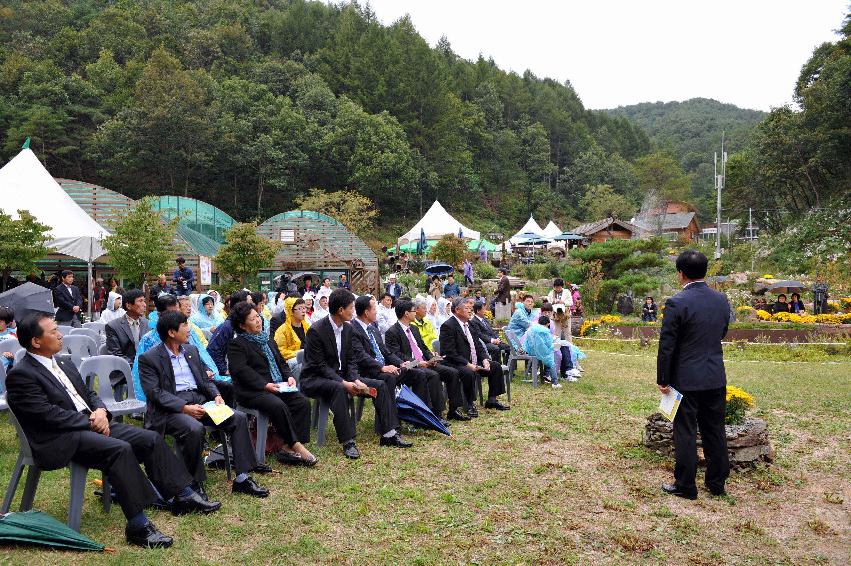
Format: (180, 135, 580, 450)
(509, 215, 545, 245)
(542, 221, 562, 238)
(397, 201, 480, 246)
(0, 148, 109, 261)
(0, 147, 111, 318)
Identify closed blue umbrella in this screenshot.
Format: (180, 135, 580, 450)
(396, 385, 450, 436)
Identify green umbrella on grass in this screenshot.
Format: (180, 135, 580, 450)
(0, 511, 105, 551)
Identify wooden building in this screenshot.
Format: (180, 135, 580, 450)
(257, 210, 379, 294)
(571, 217, 639, 244)
(631, 200, 700, 242)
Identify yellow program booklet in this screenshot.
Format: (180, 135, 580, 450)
(202, 401, 235, 425)
(659, 387, 682, 421)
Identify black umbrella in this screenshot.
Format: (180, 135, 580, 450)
(396, 385, 451, 436)
(0, 510, 105, 551)
(0, 282, 54, 323)
(424, 263, 454, 276)
(768, 280, 807, 294)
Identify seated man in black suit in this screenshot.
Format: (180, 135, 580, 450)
(52, 270, 83, 327)
(470, 301, 509, 365)
(5, 313, 218, 549)
(385, 299, 470, 421)
(351, 294, 435, 431)
(139, 311, 269, 499)
(105, 289, 148, 391)
(299, 289, 406, 459)
(439, 297, 509, 413)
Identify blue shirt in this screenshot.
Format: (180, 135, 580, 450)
(169, 346, 196, 392)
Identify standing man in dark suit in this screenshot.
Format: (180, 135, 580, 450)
(52, 270, 83, 327)
(440, 297, 509, 414)
(139, 311, 269, 499)
(385, 300, 470, 422)
(105, 289, 148, 391)
(299, 289, 406, 459)
(5, 313, 217, 548)
(657, 250, 731, 500)
(351, 295, 435, 430)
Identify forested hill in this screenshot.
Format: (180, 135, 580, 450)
(0, 0, 653, 233)
(604, 99, 765, 216)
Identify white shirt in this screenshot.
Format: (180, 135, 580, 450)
(28, 352, 90, 412)
(683, 280, 705, 289)
(376, 304, 397, 334)
(547, 289, 574, 307)
(329, 317, 344, 371)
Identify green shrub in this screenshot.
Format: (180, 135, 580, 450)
(474, 262, 497, 280)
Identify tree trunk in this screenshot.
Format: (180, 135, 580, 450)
(0, 269, 8, 292)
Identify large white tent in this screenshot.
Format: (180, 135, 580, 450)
(0, 147, 111, 318)
(0, 148, 109, 261)
(542, 221, 562, 238)
(509, 215, 545, 245)
(397, 201, 480, 246)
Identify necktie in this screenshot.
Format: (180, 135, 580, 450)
(406, 327, 424, 362)
(129, 319, 139, 346)
(462, 322, 478, 366)
(367, 328, 386, 366)
(52, 359, 91, 412)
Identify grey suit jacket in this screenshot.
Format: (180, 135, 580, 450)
(105, 315, 148, 364)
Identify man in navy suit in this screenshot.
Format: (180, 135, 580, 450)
(657, 250, 731, 499)
(52, 270, 83, 327)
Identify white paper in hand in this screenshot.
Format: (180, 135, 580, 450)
(659, 387, 682, 421)
(277, 383, 299, 393)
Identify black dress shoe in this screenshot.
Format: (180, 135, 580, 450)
(232, 476, 269, 498)
(171, 491, 222, 515)
(379, 433, 413, 448)
(446, 409, 471, 421)
(439, 418, 451, 427)
(343, 441, 360, 459)
(126, 520, 173, 548)
(707, 487, 727, 497)
(466, 405, 479, 418)
(253, 463, 273, 474)
(484, 399, 510, 411)
(192, 482, 209, 502)
(661, 483, 697, 500)
(297, 454, 318, 467)
(275, 451, 304, 465)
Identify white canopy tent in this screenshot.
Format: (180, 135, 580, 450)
(509, 215, 545, 245)
(397, 200, 480, 246)
(0, 147, 110, 317)
(542, 221, 562, 238)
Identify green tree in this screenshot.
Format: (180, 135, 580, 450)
(0, 209, 51, 292)
(214, 223, 281, 292)
(294, 188, 377, 238)
(632, 151, 691, 203)
(579, 184, 636, 221)
(570, 238, 667, 312)
(429, 234, 467, 267)
(101, 197, 179, 288)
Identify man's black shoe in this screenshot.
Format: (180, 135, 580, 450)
(192, 482, 208, 502)
(232, 476, 269, 498)
(661, 483, 697, 500)
(253, 463, 274, 474)
(708, 488, 727, 497)
(275, 451, 303, 466)
(439, 418, 451, 427)
(343, 441, 360, 459)
(171, 491, 222, 515)
(446, 409, 470, 421)
(466, 404, 479, 418)
(379, 433, 413, 448)
(484, 399, 510, 411)
(126, 520, 173, 548)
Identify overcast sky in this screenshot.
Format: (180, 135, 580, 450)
(362, 0, 848, 111)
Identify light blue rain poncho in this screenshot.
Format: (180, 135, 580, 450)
(506, 301, 537, 350)
(522, 322, 556, 369)
(190, 294, 225, 331)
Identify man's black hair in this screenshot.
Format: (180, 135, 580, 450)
(675, 250, 709, 280)
(157, 311, 187, 342)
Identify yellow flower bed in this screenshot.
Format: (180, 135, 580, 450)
(736, 305, 754, 313)
(841, 297, 851, 307)
(726, 385, 754, 407)
(767, 312, 850, 325)
(756, 309, 772, 321)
(579, 315, 622, 336)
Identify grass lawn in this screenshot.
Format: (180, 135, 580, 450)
(0, 349, 848, 564)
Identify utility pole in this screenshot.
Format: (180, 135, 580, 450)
(714, 132, 726, 260)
